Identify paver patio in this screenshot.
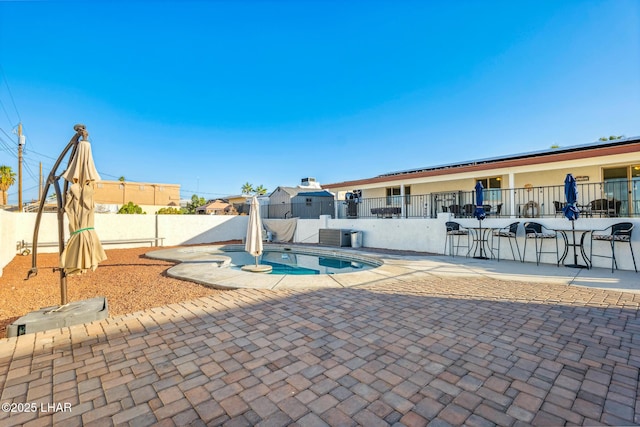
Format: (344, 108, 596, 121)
(0, 257, 639, 426)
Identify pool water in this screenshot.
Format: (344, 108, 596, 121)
(224, 250, 377, 275)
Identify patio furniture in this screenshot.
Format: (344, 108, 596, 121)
(590, 222, 637, 272)
(485, 203, 503, 217)
(520, 201, 540, 218)
(589, 198, 621, 217)
(553, 201, 566, 217)
(371, 207, 402, 218)
(444, 221, 470, 257)
(463, 204, 475, 218)
(523, 222, 559, 266)
(491, 222, 520, 262)
(448, 204, 464, 218)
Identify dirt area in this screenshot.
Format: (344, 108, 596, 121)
(0, 246, 227, 337)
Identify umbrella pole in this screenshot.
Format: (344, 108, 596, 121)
(53, 179, 68, 306)
(571, 220, 578, 266)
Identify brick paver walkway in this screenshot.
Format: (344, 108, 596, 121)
(1, 276, 639, 426)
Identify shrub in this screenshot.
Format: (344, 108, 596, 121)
(118, 201, 146, 214)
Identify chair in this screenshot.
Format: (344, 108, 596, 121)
(590, 198, 621, 217)
(444, 221, 470, 257)
(553, 201, 566, 217)
(448, 204, 463, 218)
(590, 222, 637, 272)
(463, 204, 475, 218)
(523, 222, 559, 266)
(491, 222, 520, 261)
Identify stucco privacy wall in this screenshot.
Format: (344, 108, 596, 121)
(294, 214, 640, 271)
(2, 212, 640, 276)
(0, 212, 249, 276)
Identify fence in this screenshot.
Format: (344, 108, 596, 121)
(264, 200, 335, 219)
(335, 180, 640, 219)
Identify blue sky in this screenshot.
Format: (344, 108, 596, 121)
(0, 0, 639, 203)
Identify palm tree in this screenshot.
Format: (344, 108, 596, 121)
(0, 165, 16, 205)
(254, 185, 267, 195)
(241, 182, 254, 195)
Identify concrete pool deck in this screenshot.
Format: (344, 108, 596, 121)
(147, 243, 640, 294)
(1, 245, 639, 426)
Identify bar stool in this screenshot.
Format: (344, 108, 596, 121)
(491, 222, 520, 261)
(444, 221, 470, 257)
(590, 222, 637, 272)
(523, 222, 559, 266)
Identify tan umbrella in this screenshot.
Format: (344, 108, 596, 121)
(60, 138, 107, 276)
(242, 196, 272, 272)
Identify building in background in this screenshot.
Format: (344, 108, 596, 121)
(94, 180, 181, 214)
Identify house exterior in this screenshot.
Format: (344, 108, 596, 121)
(226, 194, 252, 215)
(195, 199, 234, 215)
(94, 180, 181, 214)
(323, 136, 640, 218)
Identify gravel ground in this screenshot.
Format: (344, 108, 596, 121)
(0, 246, 226, 337)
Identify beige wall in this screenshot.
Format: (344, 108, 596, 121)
(331, 150, 640, 197)
(94, 181, 181, 207)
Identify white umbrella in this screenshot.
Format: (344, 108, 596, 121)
(245, 196, 263, 267)
(242, 196, 272, 273)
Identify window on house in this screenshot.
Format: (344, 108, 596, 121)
(476, 177, 502, 204)
(386, 186, 411, 205)
(305, 198, 312, 206)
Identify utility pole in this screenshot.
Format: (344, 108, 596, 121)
(17, 122, 24, 211)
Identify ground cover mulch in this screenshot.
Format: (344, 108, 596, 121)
(0, 246, 227, 337)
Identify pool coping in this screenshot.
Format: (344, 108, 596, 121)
(146, 243, 640, 293)
(145, 244, 391, 290)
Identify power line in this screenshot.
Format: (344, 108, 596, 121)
(0, 65, 21, 123)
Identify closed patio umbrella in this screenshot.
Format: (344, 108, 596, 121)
(243, 196, 272, 272)
(474, 181, 486, 221)
(562, 173, 584, 268)
(473, 181, 488, 259)
(562, 173, 580, 221)
(60, 138, 107, 278)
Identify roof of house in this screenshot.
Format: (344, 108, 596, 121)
(196, 200, 231, 212)
(323, 136, 640, 189)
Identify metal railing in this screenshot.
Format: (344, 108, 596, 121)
(264, 200, 335, 219)
(334, 180, 640, 219)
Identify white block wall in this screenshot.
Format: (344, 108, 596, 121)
(1, 210, 639, 276)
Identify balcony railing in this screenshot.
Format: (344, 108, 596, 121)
(334, 180, 640, 219)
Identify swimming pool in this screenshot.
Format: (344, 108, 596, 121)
(222, 248, 379, 275)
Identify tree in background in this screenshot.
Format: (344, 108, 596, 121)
(241, 182, 267, 196)
(185, 194, 206, 214)
(0, 165, 16, 205)
(118, 201, 146, 214)
(241, 182, 254, 195)
(156, 207, 183, 214)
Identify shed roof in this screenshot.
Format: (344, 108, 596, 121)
(295, 190, 334, 197)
